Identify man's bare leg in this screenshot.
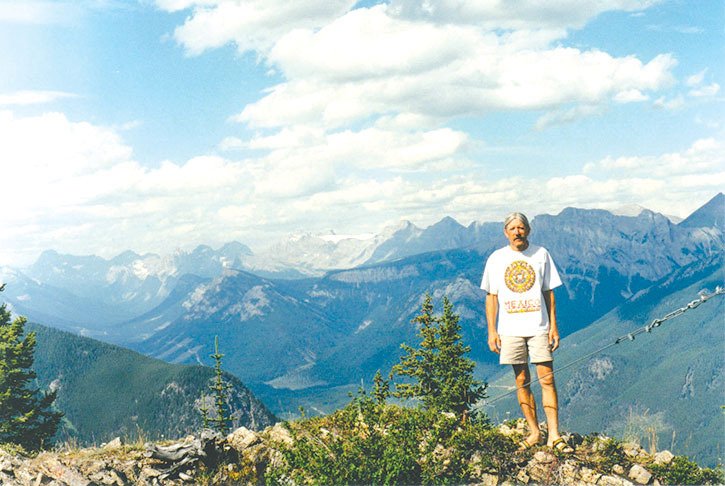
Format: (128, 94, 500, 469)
(536, 361, 561, 445)
(513, 364, 541, 446)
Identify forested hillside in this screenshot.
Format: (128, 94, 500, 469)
(28, 323, 276, 445)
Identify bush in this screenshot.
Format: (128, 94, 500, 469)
(266, 391, 515, 485)
(649, 456, 724, 485)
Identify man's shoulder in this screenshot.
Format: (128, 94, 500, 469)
(486, 246, 511, 261)
(526, 244, 551, 256)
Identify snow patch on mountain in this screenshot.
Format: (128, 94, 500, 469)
(356, 320, 373, 333)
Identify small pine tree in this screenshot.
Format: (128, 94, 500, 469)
(393, 294, 487, 416)
(198, 392, 211, 429)
(372, 370, 391, 406)
(0, 285, 63, 449)
(207, 336, 231, 434)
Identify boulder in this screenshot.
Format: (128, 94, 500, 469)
(227, 426, 261, 451)
(653, 450, 674, 465)
(103, 437, 124, 450)
(628, 464, 653, 485)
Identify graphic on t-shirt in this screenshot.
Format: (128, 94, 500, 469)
(504, 260, 536, 293)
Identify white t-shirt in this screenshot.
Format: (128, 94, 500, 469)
(480, 244, 563, 337)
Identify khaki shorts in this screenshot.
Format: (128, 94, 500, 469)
(500, 334, 553, 365)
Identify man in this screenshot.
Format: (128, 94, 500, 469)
(481, 212, 573, 453)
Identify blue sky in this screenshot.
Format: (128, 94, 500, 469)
(0, 0, 722, 265)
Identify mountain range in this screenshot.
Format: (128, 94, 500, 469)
(0, 193, 722, 459)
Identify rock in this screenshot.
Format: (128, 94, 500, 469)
(477, 472, 499, 486)
(496, 423, 516, 438)
(0, 454, 16, 473)
(578, 466, 602, 484)
(89, 468, 128, 485)
(527, 462, 555, 483)
(622, 442, 643, 458)
(36, 455, 92, 485)
(555, 461, 579, 485)
(103, 437, 124, 450)
(265, 423, 293, 446)
(227, 427, 261, 451)
(516, 468, 530, 484)
(613, 464, 626, 475)
(140, 467, 162, 478)
(628, 464, 653, 484)
(178, 471, 193, 481)
(599, 474, 635, 486)
(533, 450, 556, 463)
(653, 450, 674, 465)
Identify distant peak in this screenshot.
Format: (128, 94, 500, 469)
(430, 216, 463, 228)
(679, 192, 725, 229)
(610, 204, 648, 217)
(382, 220, 420, 235)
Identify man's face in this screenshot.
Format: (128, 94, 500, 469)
(504, 219, 530, 250)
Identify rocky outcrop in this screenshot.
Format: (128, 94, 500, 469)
(0, 420, 696, 485)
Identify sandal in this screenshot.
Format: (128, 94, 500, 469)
(551, 437, 574, 454)
(517, 437, 541, 451)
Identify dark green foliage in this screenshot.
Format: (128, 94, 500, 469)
(579, 436, 631, 471)
(393, 294, 487, 416)
(0, 287, 62, 450)
(206, 336, 232, 434)
(27, 322, 276, 444)
(267, 388, 514, 485)
(649, 456, 724, 485)
(372, 370, 390, 406)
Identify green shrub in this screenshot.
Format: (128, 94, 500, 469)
(579, 436, 631, 472)
(265, 390, 513, 485)
(649, 456, 724, 485)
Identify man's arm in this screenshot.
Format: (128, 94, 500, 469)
(485, 293, 501, 354)
(543, 289, 559, 351)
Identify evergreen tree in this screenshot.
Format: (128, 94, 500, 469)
(0, 284, 63, 449)
(207, 336, 231, 434)
(393, 294, 487, 416)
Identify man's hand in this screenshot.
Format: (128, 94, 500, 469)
(548, 329, 560, 352)
(488, 331, 501, 354)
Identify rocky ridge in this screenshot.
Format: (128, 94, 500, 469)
(0, 420, 715, 485)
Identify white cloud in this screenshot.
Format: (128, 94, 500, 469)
(570, 139, 725, 216)
(613, 89, 648, 103)
(160, 2, 675, 130)
(685, 69, 707, 87)
(0, 109, 471, 263)
(684, 68, 720, 98)
(387, 0, 661, 30)
(0, 90, 77, 106)
(156, 0, 356, 55)
(0, 1, 80, 24)
(536, 105, 603, 130)
(238, 7, 676, 129)
(689, 82, 720, 98)
(0, 111, 254, 264)
(591, 138, 723, 178)
(653, 95, 684, 110)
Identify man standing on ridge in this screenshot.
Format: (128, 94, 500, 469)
(481, 212, 573, 453)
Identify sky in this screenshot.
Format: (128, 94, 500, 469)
(0, 0, 723, 266)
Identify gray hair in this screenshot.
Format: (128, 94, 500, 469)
(503, 212, 530, 230)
